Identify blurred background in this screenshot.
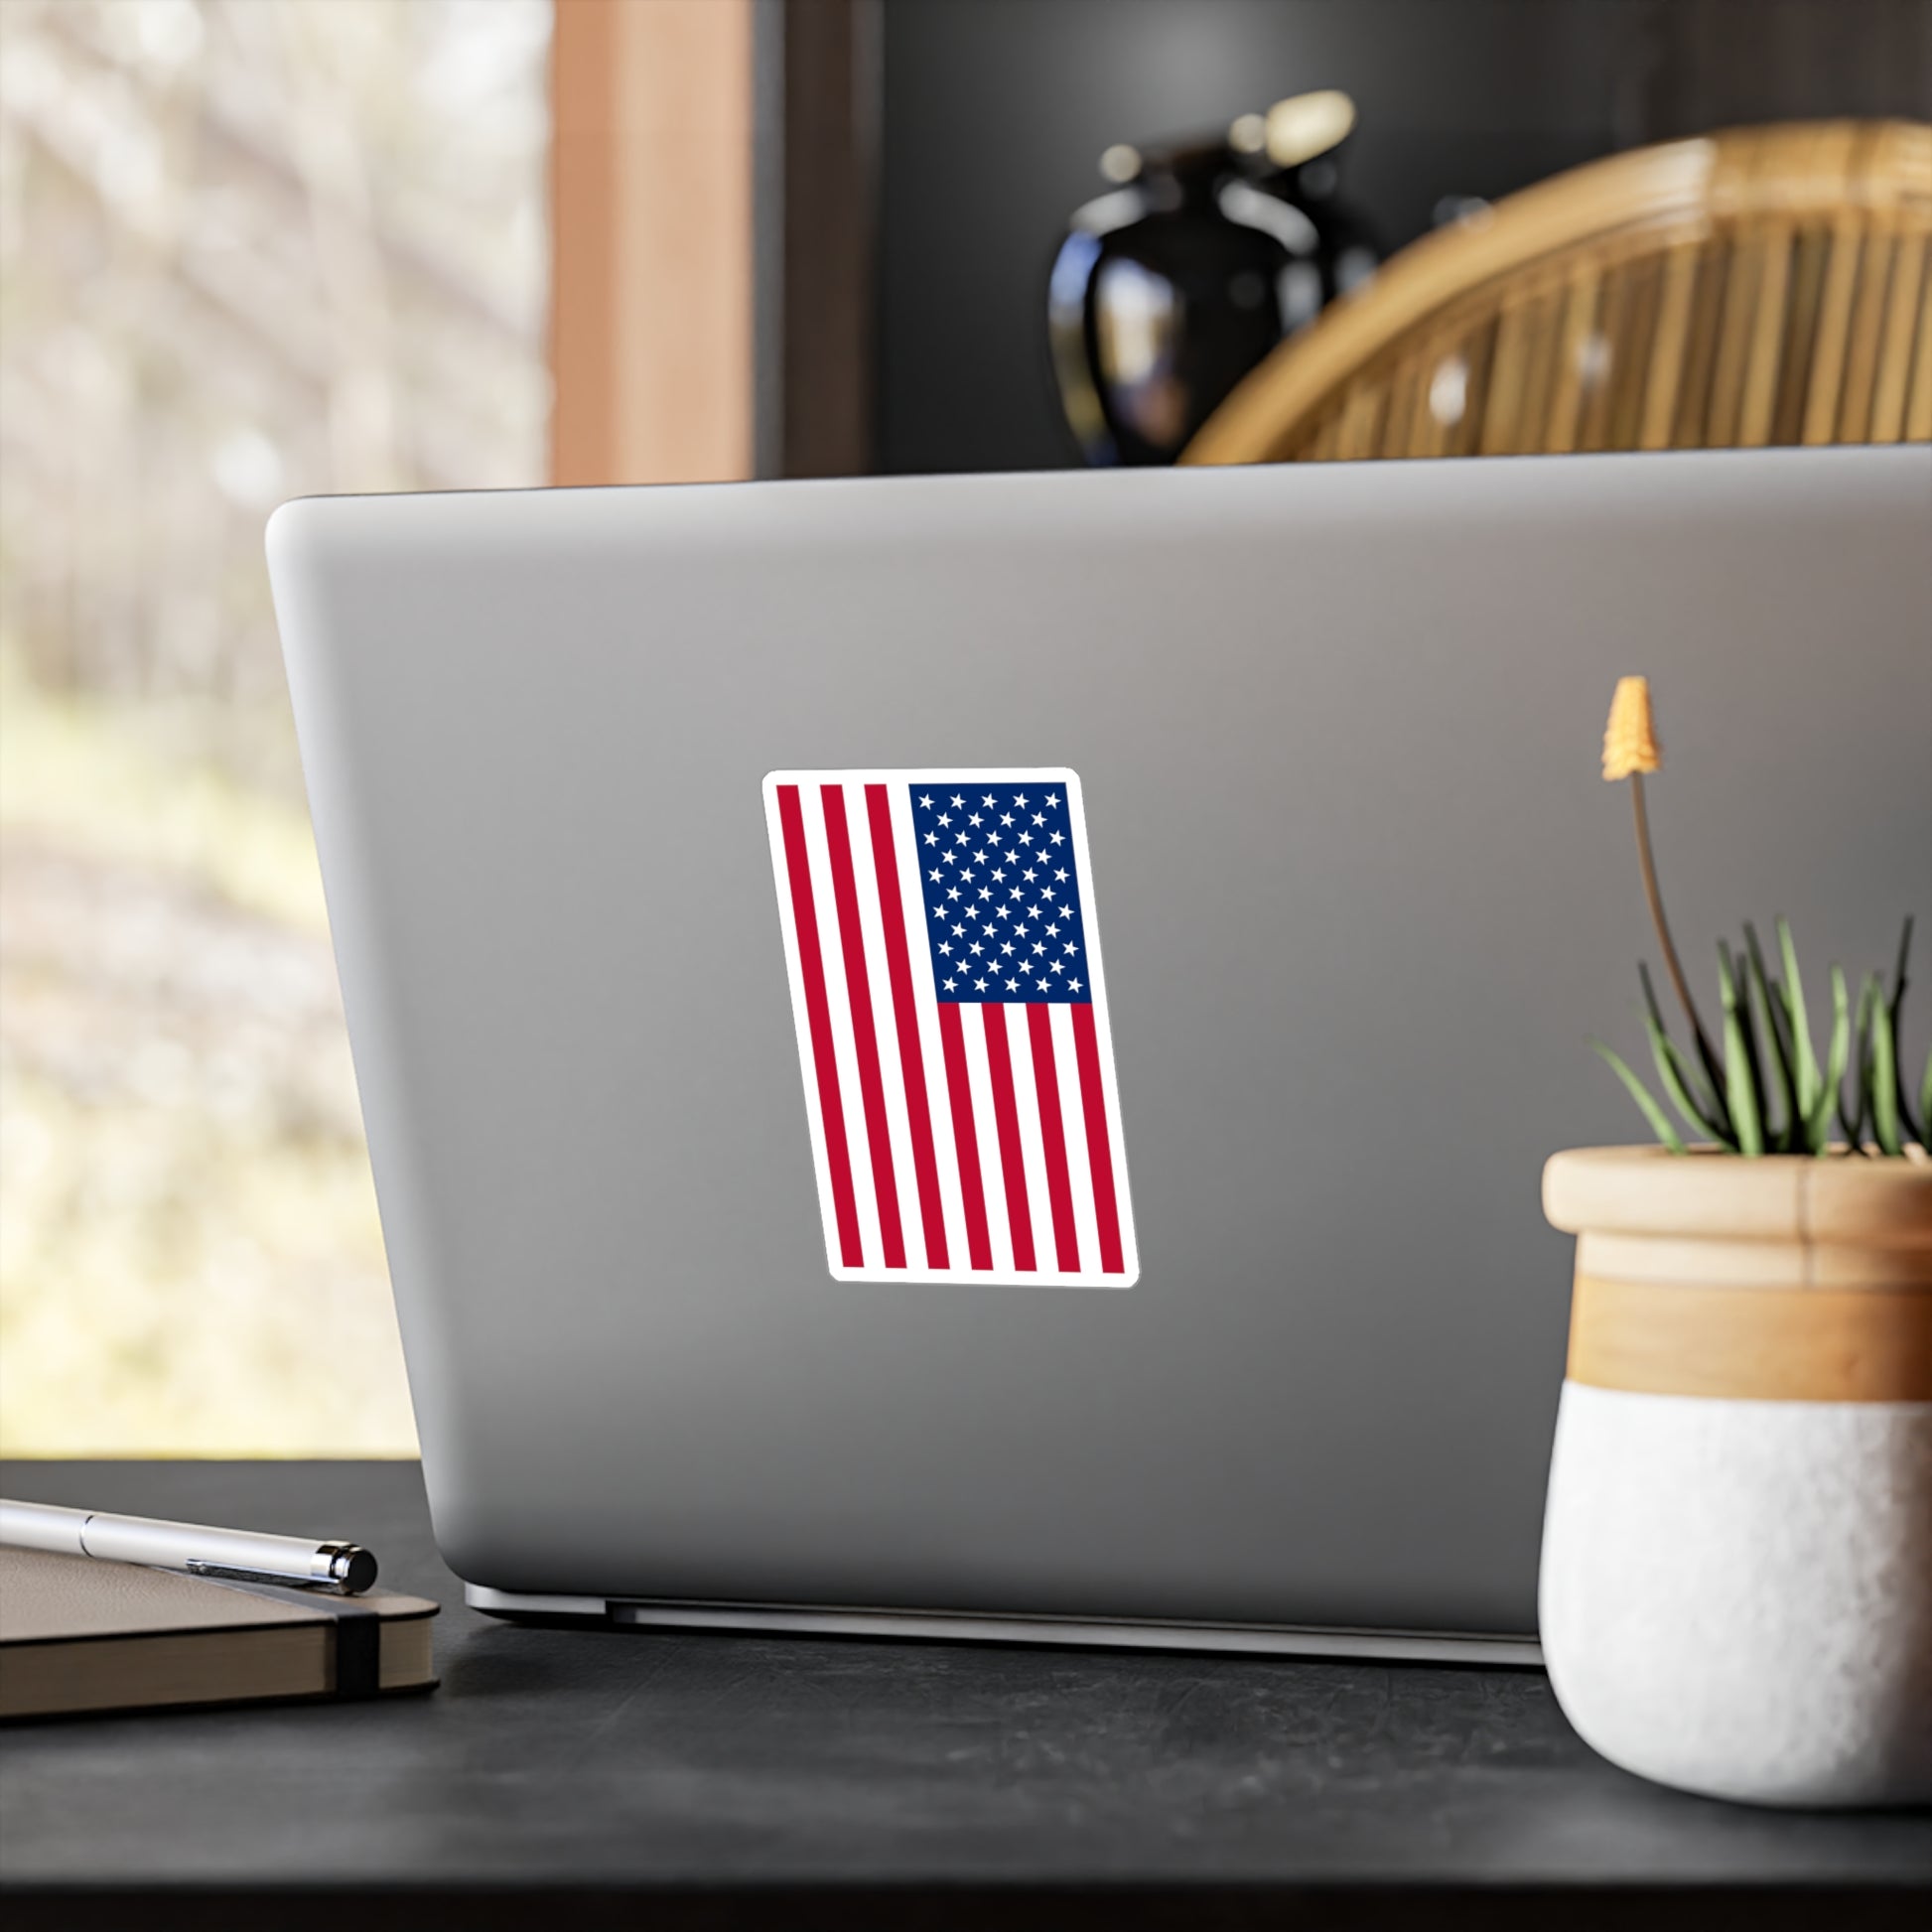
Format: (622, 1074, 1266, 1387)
(1, 0, 548, 1451)
(2, 0, 1927, 1453)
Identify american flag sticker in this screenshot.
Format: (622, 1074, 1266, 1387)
(762, 769, 1138, 1288)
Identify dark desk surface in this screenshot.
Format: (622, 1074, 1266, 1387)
(1, 1461, 1925, 1932)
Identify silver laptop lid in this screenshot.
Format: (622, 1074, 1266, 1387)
(267, 447, 1931, 1636)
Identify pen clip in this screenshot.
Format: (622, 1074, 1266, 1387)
(186, 1559, 343, 1593)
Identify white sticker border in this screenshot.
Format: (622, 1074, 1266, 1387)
(761, 766, 1139, 1289)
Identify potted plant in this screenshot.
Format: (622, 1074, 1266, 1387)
(1538, 677, 1932, 1809)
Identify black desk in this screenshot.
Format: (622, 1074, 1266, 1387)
(1, 1461, 1925, 1931)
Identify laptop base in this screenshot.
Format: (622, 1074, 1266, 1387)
(466, 1586, 1542, 1665)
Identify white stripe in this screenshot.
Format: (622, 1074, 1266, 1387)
(1052, 1002, 1100, 1274)
(1005, 1004, 1053, 1271)
(844, 782, 922, 1268)
(959, 1005, 1013, 1272)
(764, 784, 842, 1270)
(888, 787, 968, 1270)
(799, 784, 883, 1270)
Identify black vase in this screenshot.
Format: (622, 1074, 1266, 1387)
(1048, 98, 1379, 467)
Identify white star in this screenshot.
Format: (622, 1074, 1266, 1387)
(1054, 868, 1068, 883)
(944, 976, 957, 991)
(1015, 792, 1030, 808)
(979, 888, 993, 900)
(996, 905, 1011, 920)
(975, 978, 989, 994)
(970, 940, 984, 956)
(1045, 923, 1059, 937)
(1032, 812, 1045, 827)
(1001, 941, 1016, 956)
(919, 793, 933, 809)
(1051, 961, 1064, 974)
(983, 923, 998, 938)
(1028, 903, 1041, 919)
(1041, 887, 1055, 901)
(1011, 887, 1025, 899)
(956, 832, 970, 846)
(951, 922, 965, 937)
(950, 793, 965, 808)
(937, 812, 951, 827)
(959, 869, 974, 884)
(1024, 868, 1037, 883)
(923, 832, 938, 847)
(981, 793, 995, 808)
(1065, 941, 1079, 954)
(986, 830, 1001, 846)
(1068, 977, 1082, 992)
(928, 868, 942, 884)
(973, 849, 988, 865)
(942, 849, 956, 865)
(1049, 830, 1064, 845)
(1033, 942, 1046, 955)
(1037, 979, 1051, 993)
(968, 812, 983, 828)
(947, 887, 961, 901)
(938, 941, 952, 955)
(1000, 813, 1015, 828)
(1006, 977, 1020, 993)
(1018, 832, 1033, 846)
(991, 868, 1006, 882)
(1045, 792, 1059, 807)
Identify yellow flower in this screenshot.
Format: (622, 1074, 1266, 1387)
(1602, 675, 1661, 780)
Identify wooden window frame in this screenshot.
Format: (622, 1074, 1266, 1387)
(549, 0, 878, 486)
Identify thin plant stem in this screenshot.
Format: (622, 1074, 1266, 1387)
(1630, 772, 1720, 1085)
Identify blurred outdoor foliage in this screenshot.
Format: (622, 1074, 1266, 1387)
(0, 0, 550, 1452)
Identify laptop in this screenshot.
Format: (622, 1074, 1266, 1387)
(266, 446, 1931, 1662)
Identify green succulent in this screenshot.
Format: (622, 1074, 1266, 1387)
(1595, 915, 1929, 1157)
(1595, 676, 1926, 1158)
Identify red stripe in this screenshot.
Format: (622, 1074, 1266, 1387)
(776, 786, 862, 1267)
(864, 786, 948, 1270)
(1027, 1004, 1081, 1271)
(981, 1005, 1035, 1271)
(936, 1005, 993, 1270)
(820, 786, 905, 1268)
(1071, 1002, 1125, 1273)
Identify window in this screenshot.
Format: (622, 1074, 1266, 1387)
(0, 0, 550, 1452)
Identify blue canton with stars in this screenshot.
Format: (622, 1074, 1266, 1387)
(910, 782, 1090, 1004)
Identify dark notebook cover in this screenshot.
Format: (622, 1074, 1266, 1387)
(0, 1545, 437, 1720)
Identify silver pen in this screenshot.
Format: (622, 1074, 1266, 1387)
(0, 1498, 378, 1594)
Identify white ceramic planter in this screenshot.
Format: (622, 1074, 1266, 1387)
(1540, 1148, 1932, 1809)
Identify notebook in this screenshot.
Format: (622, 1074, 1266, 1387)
(0, 1546, 437, 1720)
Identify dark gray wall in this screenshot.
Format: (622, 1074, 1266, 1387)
(875, 0, 1932, 475)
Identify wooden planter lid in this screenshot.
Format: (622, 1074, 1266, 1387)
(1544, 1146, 1932, 1248)
(1547, 1148, 1932, 1401)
